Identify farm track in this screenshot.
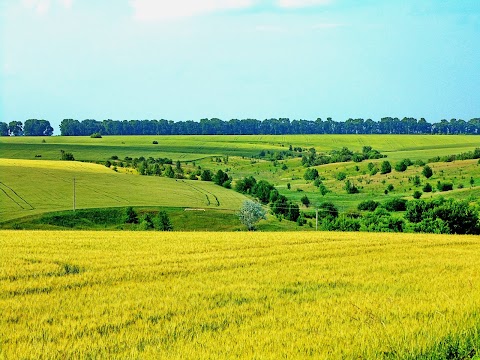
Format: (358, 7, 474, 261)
(0, 182, 34, 210)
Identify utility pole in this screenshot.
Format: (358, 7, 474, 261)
(73, 177, 76, 212)
(315, 207, 318, 231)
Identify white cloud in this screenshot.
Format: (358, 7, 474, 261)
(130, 0, 255, 21)
(277, 0, 333, 9)
(21, 0, 73, 15)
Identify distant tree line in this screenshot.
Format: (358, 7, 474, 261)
(2, 117, 480, 136)
(56, 117, 480, 136)
(0, 120, 53, 136)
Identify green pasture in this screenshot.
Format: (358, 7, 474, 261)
(1, 134, 479, 162)
(0, 159, 247, 222)
(0, 134, 479, 224)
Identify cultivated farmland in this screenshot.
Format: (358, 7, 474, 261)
(1, 231, 479, 359)
(0, 159, 247, 222)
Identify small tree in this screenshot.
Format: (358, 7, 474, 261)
(380, 161, 392, 174)
(423, 183, 433, 192)
(301, 195, 310, 207)
(155, 210, 173, 231)
(124, 206, 138, 224)
(413, 190, 422, 199)
(422, 165, 433, 179)
(238, 200, 266, 231)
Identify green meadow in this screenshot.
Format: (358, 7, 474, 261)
(1, 134, 479, 162)
(1, 134, 479, 227)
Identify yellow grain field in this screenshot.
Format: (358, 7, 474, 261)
(1, 231, 479, 359)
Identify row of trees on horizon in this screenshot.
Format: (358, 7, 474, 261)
(2, 117, 480, 136)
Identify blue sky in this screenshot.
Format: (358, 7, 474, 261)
(1, 0, 479, 133)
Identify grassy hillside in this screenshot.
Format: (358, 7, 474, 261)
(0, 159, 247, 222)
(1, 134, 478, 225)
(1, 231, 479, 359)
(1, 134, 479, 162)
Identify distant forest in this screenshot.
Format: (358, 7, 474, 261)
(2, 117, 480, 136)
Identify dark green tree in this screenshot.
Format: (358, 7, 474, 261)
(0, 122, 8, 136)
(201, 169, 212, 181)
(422, 165, 433, 178)
(380, 161, 392, 174)
(124, 206, 138, 224)
(8, 121, 23, 136)
(301, 195, 310, 207)
(155, 210, 173, 231)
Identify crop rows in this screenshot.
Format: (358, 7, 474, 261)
(1, 231, 479, 359)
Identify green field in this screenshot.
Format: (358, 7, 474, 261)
(1, 134, 479, 162)
(1, 231, 479, 359)
(1, 134, 479, 227)
(0, 159, 247, 222)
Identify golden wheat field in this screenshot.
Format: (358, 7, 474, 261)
(1, 231, 480, 359)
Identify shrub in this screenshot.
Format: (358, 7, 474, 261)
(90, 132, 102, 138)
(155, 210, 173, 231)
(152, 140, 158, 144)
(124, 206, 138, 224)
(357, 200, 380, 211)
(345, 180, 359, 194)
(60, 150, 75, 161)
(395, 160, 407, 172)
(200, 169, 212, 181)
(380, 161, 392, 174)
(413, 190, 422, 199)
(318, 201, 338, 218)
(422, 165, 433, 178)
(304, 168, 319, 181)
(423, 183, 433, 192)
(437, 181, 453, 192)
(335, 172, 347, 181)
(301, 195, 310, 207)
(383, 198, 407, 211)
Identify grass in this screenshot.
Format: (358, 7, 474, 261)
(0, 159, 247, 222)
(1, 134, 479, 224)
(1, 134, 479, 162)
(1, 230, 479, 359)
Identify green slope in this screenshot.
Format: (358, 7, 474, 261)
(0, 159, 247, 222)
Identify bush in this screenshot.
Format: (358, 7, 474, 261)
(301, 195, 310, 207)
(422, 165, 433, 178)
(345, 180, 359, 194)
(383, 198, 407, 211)
(413, 190, 422, 199)
(200, 169, 212, 181)
(124, 206, 138, 224)
(437, 181, 453, 191)
(304, 168, 319, 181)
(318, 201, 338, 218)
(357, 200, 380, 211)
(155, 210, 173, 231)
(380, 161, 392, 174)
(60, 150, 75, 161)
(90, 132, 102, 138)
(152, 140, 158, 144)
(423, 183, 433, 192)
(335, 172, 347, 181)
(394, 160, 407, 172)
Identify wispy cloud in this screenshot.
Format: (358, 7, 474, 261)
(21, 0, 73, 15)
(277, 0, 333, 9)
(130, 0, 255, 21)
